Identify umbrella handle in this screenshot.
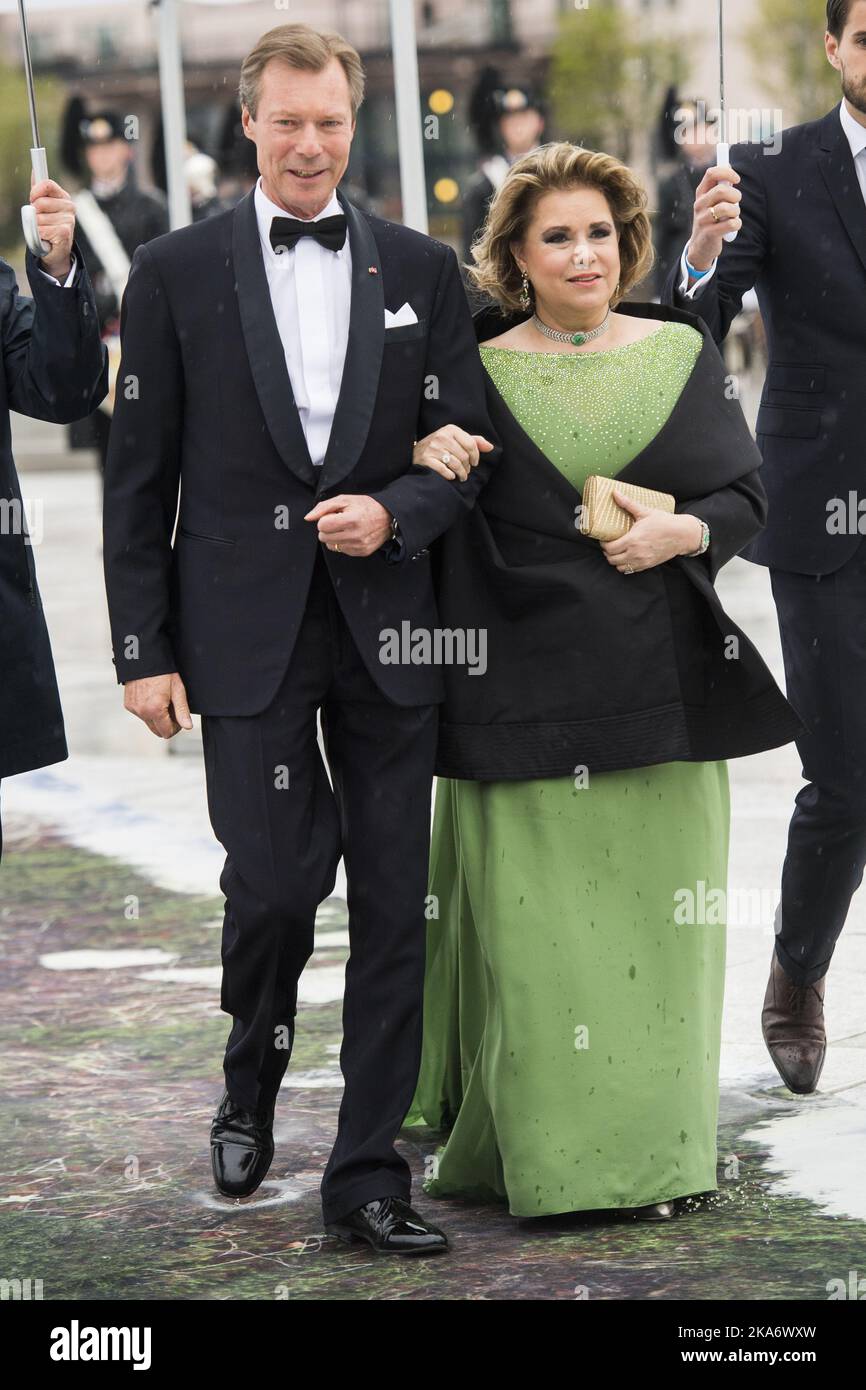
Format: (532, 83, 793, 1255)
(716, 141, 738, 245)
(21, 146, 52, 257)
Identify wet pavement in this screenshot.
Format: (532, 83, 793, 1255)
(1, 457, 864, 1300)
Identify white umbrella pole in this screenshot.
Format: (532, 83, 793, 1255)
(17, 0, 50, 255)
(154, 0, 192, 229)
(716, 0, 738, 244)
(388, 0, 427, 234)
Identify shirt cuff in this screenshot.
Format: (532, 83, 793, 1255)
(678, 245, 718, 300)
(37, 253, 77, 288)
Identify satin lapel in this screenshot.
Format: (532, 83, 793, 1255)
(817, 107, 866, 279)
(231, 188, 317, 489)
(315, 189, 384, 497)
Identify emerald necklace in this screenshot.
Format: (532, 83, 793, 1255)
(532, 310, 611, 348)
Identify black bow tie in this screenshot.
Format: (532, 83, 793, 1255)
(269, 213, 347, 255)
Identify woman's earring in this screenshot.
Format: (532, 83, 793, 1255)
(519, 271, 531, 312)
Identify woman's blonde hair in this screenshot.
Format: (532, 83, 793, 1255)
(467, 142, 654, 315)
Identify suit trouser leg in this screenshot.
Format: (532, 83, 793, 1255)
(317, 691, 438, 1223)
(316, 633, 438, 1224)
(199, 545, 438, 1217)
(770, 542, 866, 986)
(200, 558, 343, 1114)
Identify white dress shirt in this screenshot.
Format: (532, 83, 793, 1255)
(253, 176, 352, 467)
(677, 100, 866, 300)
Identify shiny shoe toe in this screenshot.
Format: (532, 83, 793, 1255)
(325, 1196, 448, 1255)
(210, 1090, 275, 1199)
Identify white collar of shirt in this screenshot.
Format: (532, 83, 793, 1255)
(253, 177, 347, 268)
(839, 99, 866, 161)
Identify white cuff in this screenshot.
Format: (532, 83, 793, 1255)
(38, 254, 77, 288)
(678, 245, 718, 300)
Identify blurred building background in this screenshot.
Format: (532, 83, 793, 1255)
(0, 0, 841, 251)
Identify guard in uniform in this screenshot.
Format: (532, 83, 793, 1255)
(64, 110, 169, 471)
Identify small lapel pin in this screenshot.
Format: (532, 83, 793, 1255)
(368, 265, 378, 274)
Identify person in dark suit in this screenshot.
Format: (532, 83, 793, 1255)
(0, 178, 107, 860)
(653, 99, 715, 296)
(102, 23, 500, 1255)
(663, 0, 866, 1096)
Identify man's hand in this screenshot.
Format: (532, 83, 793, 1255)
(123, 673, 194, 738)
(412, 425, 495, 481)
(29, 173, 76, 279)
(304, 495, 394, 556)
(29, 175, 76, 280)
(600, 491, 703, 574)
(686, 164, 742, 271)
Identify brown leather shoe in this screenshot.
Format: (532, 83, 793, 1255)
(761, 951, 827, 1094)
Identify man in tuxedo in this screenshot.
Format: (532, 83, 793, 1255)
(102, 23, 499, 1254)
(0, 178, 107, 859)
(663, 0, 866, 1095)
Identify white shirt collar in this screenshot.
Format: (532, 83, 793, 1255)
(839, 100, 866, 160)
(254, 176, 345, 263)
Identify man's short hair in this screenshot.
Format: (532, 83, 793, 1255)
(827, 0, 856, 40)
(239, 23, 365, 122)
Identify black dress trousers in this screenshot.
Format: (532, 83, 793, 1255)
(200, 543, 438, 1222)
(770, 537, 866, 985)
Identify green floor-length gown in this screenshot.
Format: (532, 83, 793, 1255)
(404, 321, 731, 1217)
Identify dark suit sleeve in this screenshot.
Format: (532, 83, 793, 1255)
(662, 146, 769, 345)
(368, 244, 502, 563)
(676, 468, 767, 583)
(1, 243, 107, 423)
(102, 243, 182, 683)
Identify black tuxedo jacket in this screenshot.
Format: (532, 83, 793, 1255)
(102, 186, 502, 713)
(1, 247, 107, 779)
(663, 105, 866, 575)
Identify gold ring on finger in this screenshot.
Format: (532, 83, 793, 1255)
(333, 543, 341, 553)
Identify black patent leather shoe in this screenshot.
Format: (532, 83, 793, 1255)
(325, 1197, 448, 1255)
(210, 1090, 276, 1198)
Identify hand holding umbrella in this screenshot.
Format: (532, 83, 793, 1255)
(715, 0, 739, 245)
(27, 175, 75, 279)
(684, 0, 743, 273)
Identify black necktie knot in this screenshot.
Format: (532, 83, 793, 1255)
(269, 213, 347, 255)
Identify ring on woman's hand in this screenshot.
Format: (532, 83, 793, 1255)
(442, 452, 451, 464)
(333, 542, 341, 553)
(623, 564, 634, 574)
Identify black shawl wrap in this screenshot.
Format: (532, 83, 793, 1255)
(433, 300, 803, 780)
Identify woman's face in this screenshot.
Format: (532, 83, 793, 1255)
(511, 185, 622, 324)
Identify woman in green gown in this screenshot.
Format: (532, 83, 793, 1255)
(401, 143, 769, 1221)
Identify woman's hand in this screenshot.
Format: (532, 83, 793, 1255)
(600, 491, 703, 574)
(412, 425, 495, 481)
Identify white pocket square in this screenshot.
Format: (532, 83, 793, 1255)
(384, 302, 419, 328)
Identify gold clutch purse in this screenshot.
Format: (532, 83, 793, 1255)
(578, 474, 676, 542)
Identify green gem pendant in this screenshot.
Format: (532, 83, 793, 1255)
(571, 332, 586, 346)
